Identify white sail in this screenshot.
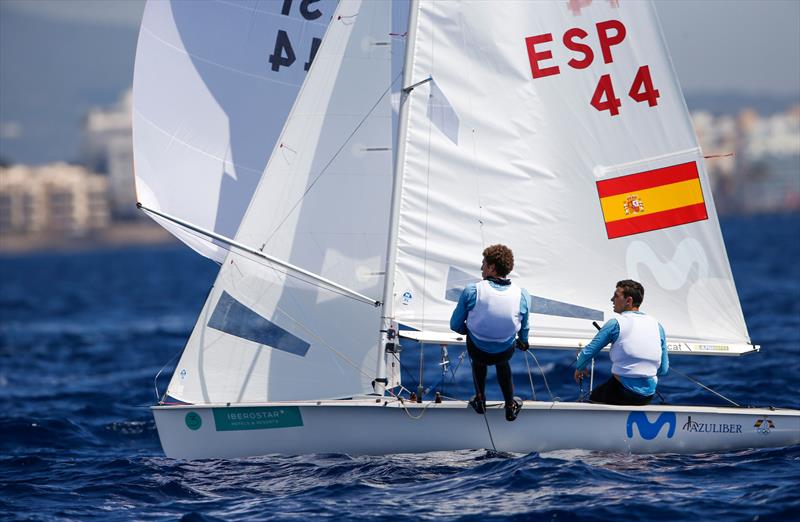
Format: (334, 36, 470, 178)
(132, 0, 337, 262)
(165, 0, 399, 404)
(391, 0, 750, 349)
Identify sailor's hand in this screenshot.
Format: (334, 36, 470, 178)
(574, 368, 589, 383)
(516, 338, 529, 351)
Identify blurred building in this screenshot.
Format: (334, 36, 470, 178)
(693, 105, 800, 215)
(0, 163, 109, 237)
(82, 90, 137, 220)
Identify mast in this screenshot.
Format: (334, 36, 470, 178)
(374, 0, 420, 396)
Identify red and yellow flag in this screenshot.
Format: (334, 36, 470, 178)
(596, 161, 708, 239)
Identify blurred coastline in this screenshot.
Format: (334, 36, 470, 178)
(1, 0, 798, 255)
(1, 90, 798, 255)
(0, 221, 174, 255)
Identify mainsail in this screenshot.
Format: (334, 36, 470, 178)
(133, 0, 337, 262)
(391, 0, 750, 350)
(161, 0, 400, 404)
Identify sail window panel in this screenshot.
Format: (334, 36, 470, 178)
(207, 291, 310, 357)
(444, 266, 602, 320)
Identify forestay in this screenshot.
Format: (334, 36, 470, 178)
(164, 0, 401, 404)
(132, 0, 337, 262)
(391, 0, 751, 352)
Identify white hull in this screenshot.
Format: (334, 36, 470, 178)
(153, 399, 800, 459)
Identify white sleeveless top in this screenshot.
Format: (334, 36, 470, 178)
(610, 312, 662, 378)
(466, 280, 522, 343)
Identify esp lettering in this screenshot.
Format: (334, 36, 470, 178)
(524, 19, 660, 117)
(526, 19, 627, 79)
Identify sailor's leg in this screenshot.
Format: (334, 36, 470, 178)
(472, 363, 487, 399)
(620, 386, 654, 406)
(496, 361, 514, 405)
(466, 335, 487, 401)
(591, 377, 653, 405)
(589, 377, 617, 404)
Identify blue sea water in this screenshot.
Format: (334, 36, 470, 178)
(1, 214, 799, 521)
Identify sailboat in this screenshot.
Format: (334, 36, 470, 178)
(132, 0, 799, 459)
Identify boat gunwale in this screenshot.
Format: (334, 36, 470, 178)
(151, 399, 800, 416)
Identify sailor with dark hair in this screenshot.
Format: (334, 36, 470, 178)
(450, 244, 530, 421)
(574, 279, 669, 405)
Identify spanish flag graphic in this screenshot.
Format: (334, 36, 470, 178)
(597, 161, 708, 239)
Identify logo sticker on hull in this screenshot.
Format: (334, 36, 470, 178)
(681, 415, 742, 434)
(626, 411, 676, 440)
(185, 412, 202, 431)
(212, 406, 303, 431)
(754, 418, 775, 435)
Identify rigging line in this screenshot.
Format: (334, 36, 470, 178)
(671, 367, 741, 408)
(262, 71, 404, 246)
(271, 298, 377, 384)
(526, 350, 557, 401)
(229, 255, 351, 393)
(237, 263, 375, 384)
(423, 349, 468, 400)
(392, 351, 420, 389)
(397, 397, 437, 419)
(446, 349, 468, 391)
(140, 205, 378, 306)
(524, 351, 536, 401)
(418, 341, 424, 398)
(153, 349, 183, 403)
(252, 254, 379, 385)
(249, 242, 410, 394)
(467, 352, 498, 452)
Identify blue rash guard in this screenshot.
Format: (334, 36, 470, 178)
(575, 313, 669, 396)
(450, 278, 530, 354)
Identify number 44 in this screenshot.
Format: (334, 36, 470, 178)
(590, 65, 660, 116)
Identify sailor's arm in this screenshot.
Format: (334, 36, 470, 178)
(449, 285, 476, 335)
(657, 324, 669, 377)
(517, 288, 531, 348)
(573, 319, 619, 382)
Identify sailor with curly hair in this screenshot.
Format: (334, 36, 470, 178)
(450, 244, 530, 421)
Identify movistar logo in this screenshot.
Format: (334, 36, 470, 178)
(626, 411, 676, 440)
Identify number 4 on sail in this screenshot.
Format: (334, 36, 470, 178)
(132, 0, 799, 458)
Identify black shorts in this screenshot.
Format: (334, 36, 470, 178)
(466, 334, 515, 366)
(590, 375, 653, 406)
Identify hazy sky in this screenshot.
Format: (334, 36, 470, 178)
(657, 0, 800, 94)
(5, 0, 798, 92)
(1, 0, 798, 164)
